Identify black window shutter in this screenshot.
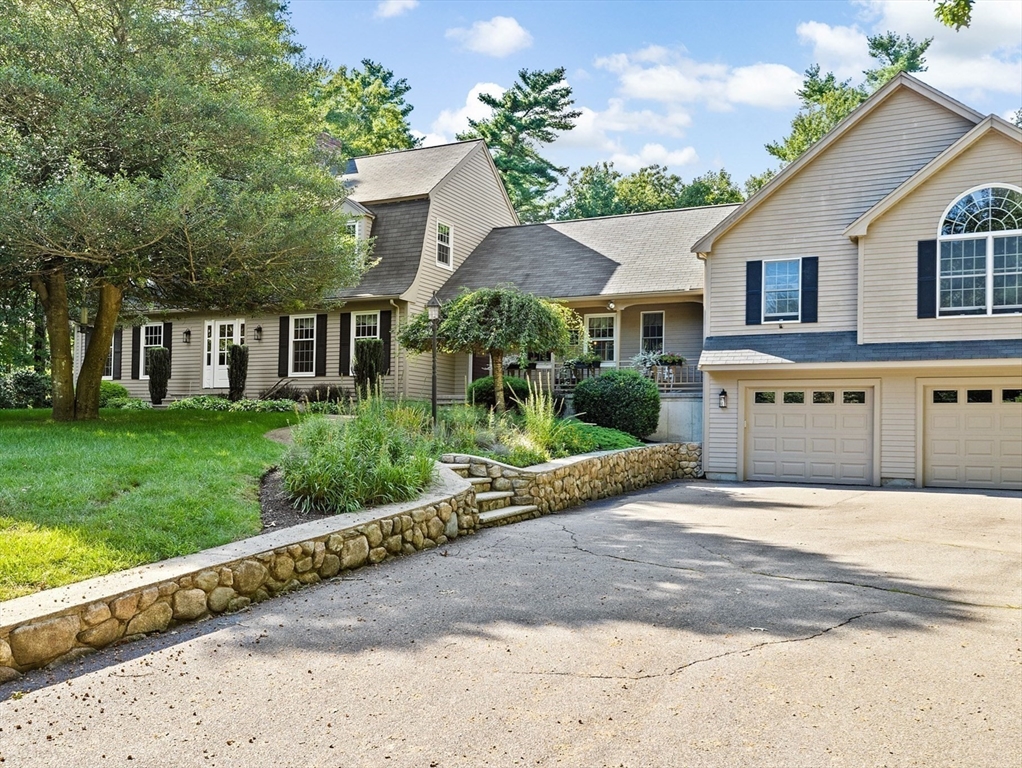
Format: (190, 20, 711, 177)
(314, 314, 328, 377)
(917, 240, 937, 319)
(112, 329, 123, 380)
(745, 260, 763, 325)
(163, 322, 173, 377)
(800, 257, 819, 323)
(131, 326, 141, 379)
(278, 316, 289, 377)
(339, 313, 352, 375)
(380, 310, 392, 375)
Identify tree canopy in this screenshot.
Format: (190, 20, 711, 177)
(0, 0, 368, 420)
(458, 67, 581, 223)
(320, 59, 421, 158)
(554, 163, 742, 220)
(763, 33, 932, 166)
(934, 0, 974, 30)
(400, 286, 578, 412)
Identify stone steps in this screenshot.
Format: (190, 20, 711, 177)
(445, 463, 471, 478)
(467, 476, 492, 493)
(478, 504, 540, 528)
(474, 490, 513, 513)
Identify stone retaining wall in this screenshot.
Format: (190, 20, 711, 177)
(0, 467, 476, 682)
(0, 443, 700, 682)
(445, 442, 701, 520)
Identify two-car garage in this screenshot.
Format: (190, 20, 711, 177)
(739, 377, 1022, 491)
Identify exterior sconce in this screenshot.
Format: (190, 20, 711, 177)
(719, 389, 728, 409)
(253, 325, 263, 342)
(607, 301, 616, 310)
(182, 329, 191, 344)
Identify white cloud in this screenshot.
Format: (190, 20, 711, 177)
(853, 0, 1021, 99)
(425, 82, 505, 144)
(1003, 108, 1021, 123)
(445, 16, 533, 58)
(796, 21, 871, 80)
(374, 0, 417, 19)
(594, 48, 799, 110)
(609, 143, 699, 173)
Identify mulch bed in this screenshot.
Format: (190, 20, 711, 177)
(258, 468, 332, 533)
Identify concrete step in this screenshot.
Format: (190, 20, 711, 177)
(444, 463, 471, 478)
(479, 504, 540, 528)
(475, 490, 513, 513)
(467, 476, 492, 492)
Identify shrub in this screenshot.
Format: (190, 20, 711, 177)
(0, 369, 52, 408)
(572, 369, 660, 438)
(305, 383, 346, 404)
(466, 375, 530, 411)
(258, 382, 306, 402)
(227, 344, 249, 402)
(146, 347, 171, 405)
(105, 397, 153, 410)
(229, 398, 297, 413)
(168, 395, 232, 411)
(281, 396, 436, 514)
(99, 381, 130, 407)
(353, 338, 384, 395)
(563, 421, 642, 451)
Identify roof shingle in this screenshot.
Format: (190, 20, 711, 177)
(342, 141, 480, 204)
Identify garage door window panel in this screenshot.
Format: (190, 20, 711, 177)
(843, 391, 866, 404)
(783, 391, 804, 404)
(967, 389, 993, 403)
(1003, 389, 1022, 403)
(813, 391, 835, 404)
(932, 389, 958, 404)
(754, 391, 776, 404)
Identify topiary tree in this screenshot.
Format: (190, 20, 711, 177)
(572, 369, 660, 438)
(400, 285, 579, 413)
(146, 347, 170, 406)
(353, 337, 384, 396)
(227, 344, 249, 402)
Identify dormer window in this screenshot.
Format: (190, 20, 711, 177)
(938, 185, 1022, 316)
(346, 220, 359, 238)
(436, 221, 452, 268)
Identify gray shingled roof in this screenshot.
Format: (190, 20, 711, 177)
(342, 141, 480, 204)
(699, 331, 1022, 367)
(440, 205, 739, 300)
(328, 199, 429, 299)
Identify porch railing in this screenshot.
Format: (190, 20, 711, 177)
(512, 361, 702, 395)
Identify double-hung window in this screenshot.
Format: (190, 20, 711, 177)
(436, 222, 452, 268)
(586, 314, 616, 363)
(763, 259, 801, 322)
(351, 311, 380, 367)
(290, 315, 316, 376)
(141, 323, 163, 379)
(938, 185, 1022, 316)
(102, 337, 115, 380)
(641, 311, 664, 353)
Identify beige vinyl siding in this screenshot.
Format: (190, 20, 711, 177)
(410, 146, 517, 309)
(706, 87, 975, 337)
(704, 371, 740, 477)
(861, 131, 1022, 343)
(618, 302, 702, 363)
(701, 362, 1021, 486)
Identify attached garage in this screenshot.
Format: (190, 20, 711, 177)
(745, 385, 874, 485)
(923, 383, 1022, 490)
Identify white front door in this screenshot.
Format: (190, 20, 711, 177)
(203, 319, 245, 389)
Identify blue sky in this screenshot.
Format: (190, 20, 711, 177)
(288, 0, 1022, 189)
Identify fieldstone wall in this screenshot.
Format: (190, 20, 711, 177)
(444, 442, 701, 520)
(0, 474, 476, 681)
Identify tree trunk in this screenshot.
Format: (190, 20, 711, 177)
(75, 282, 123, 419)
(32, 295, 47, 373)
(31, 270, 75, 421)
(491, 349, 505, 413)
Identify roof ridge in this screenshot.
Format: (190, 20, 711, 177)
(489, 203, 742, 231)
(349, 139, 483, 161)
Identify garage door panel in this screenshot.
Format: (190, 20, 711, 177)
(746, 386, 873, 486)
(925, 384, 1022, 490)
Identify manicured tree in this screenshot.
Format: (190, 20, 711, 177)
(0, 0, 367, 421)
(400, 286, 578, 413)
(353, 338, 384, 396)
(227, 344, 249, 402)
(146, 347, 170, 406)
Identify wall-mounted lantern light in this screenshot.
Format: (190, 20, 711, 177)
(607, 301, 616, 310)
(182, 329, 191, 344)
(719, 389, 728, 409)
(253, 325, 263, 342)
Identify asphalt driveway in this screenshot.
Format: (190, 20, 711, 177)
(2, 481, 1020, 767)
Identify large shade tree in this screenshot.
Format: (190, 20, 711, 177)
(0, 0, 368, 421)
(400, 286, 578, 413)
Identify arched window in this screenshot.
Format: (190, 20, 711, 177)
(937, 185, 1022, 316)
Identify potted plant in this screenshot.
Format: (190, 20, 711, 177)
(657, 352, 685, 366)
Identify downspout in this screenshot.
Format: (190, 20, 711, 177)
(390, 299, 404, 398)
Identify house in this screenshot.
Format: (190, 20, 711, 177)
(693, 73, 1022, 490)
(86, 139, 519, 401)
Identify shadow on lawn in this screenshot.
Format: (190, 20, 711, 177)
(5, 481, 990, 694)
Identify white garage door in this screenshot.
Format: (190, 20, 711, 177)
(746, 386, 873, 485)
(924, 384, 1022, 490)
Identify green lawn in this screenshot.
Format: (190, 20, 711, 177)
(0, 409, 294, 601)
